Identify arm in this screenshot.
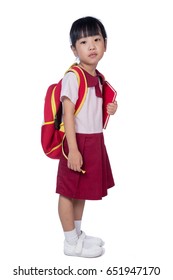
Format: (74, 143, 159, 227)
(63, 97, 83, 172)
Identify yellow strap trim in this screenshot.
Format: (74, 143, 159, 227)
(43, 120, 54, 125)
(51, 85, 57, 118)
(46, 142, 62, 155)
(62, 65, 87, 173)
(61, 134, 86, 174)
(66, 65, 88, 116)
(59, 122, 65, 132)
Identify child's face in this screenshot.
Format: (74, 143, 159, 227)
(71, 34, 107, 67)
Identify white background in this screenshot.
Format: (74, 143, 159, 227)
(0, 0, 173, 279)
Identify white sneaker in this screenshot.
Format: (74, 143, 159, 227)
(81, 231, 105, 247)
(64, 232, 103, 258)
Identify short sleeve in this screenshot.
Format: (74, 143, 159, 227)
(60, 72, 79, 105)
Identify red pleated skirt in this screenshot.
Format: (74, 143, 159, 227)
(56, 133, 115, 200)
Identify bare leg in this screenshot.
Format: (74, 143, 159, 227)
(73, 199, 85, 221)
(58, 196, 85, 231)
(58, 195, 75, 231)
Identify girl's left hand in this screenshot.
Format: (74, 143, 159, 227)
(107, 100, 118, 115)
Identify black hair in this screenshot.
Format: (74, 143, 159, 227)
(70, 16, 107, 47)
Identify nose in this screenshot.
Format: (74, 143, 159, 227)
(89, 45, 95, 50)
(89, 41, 96, 50)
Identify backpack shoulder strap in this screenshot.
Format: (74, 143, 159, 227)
(61, 64, 87, 173)
(65, 64, 88, 116)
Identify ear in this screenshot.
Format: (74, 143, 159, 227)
(104, 38, 107, 52)
(71, 45, 78, 57)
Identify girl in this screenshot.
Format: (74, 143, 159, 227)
(56, 16, 118, 257)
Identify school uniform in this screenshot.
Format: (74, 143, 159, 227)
(56, 68, 115, 200)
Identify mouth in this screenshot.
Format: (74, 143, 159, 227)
(89, 53, 97, 58)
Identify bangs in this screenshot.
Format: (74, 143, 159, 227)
(76, 22, 101, 40)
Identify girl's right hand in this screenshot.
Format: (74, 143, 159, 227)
(67, 149, 83, 172)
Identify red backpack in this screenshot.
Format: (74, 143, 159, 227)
(41, 64, 117, 160)
(41, 64, 88, 159)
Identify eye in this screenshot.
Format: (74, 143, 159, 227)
(80, 40, 86, 44)
(94, 37, 101, 42)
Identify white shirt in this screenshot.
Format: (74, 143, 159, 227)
(61, 72, 103, 134)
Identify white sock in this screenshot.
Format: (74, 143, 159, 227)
(74, 220, 104, 247)
(64, 228, 78, 245)
(74, 220, 82, 236)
